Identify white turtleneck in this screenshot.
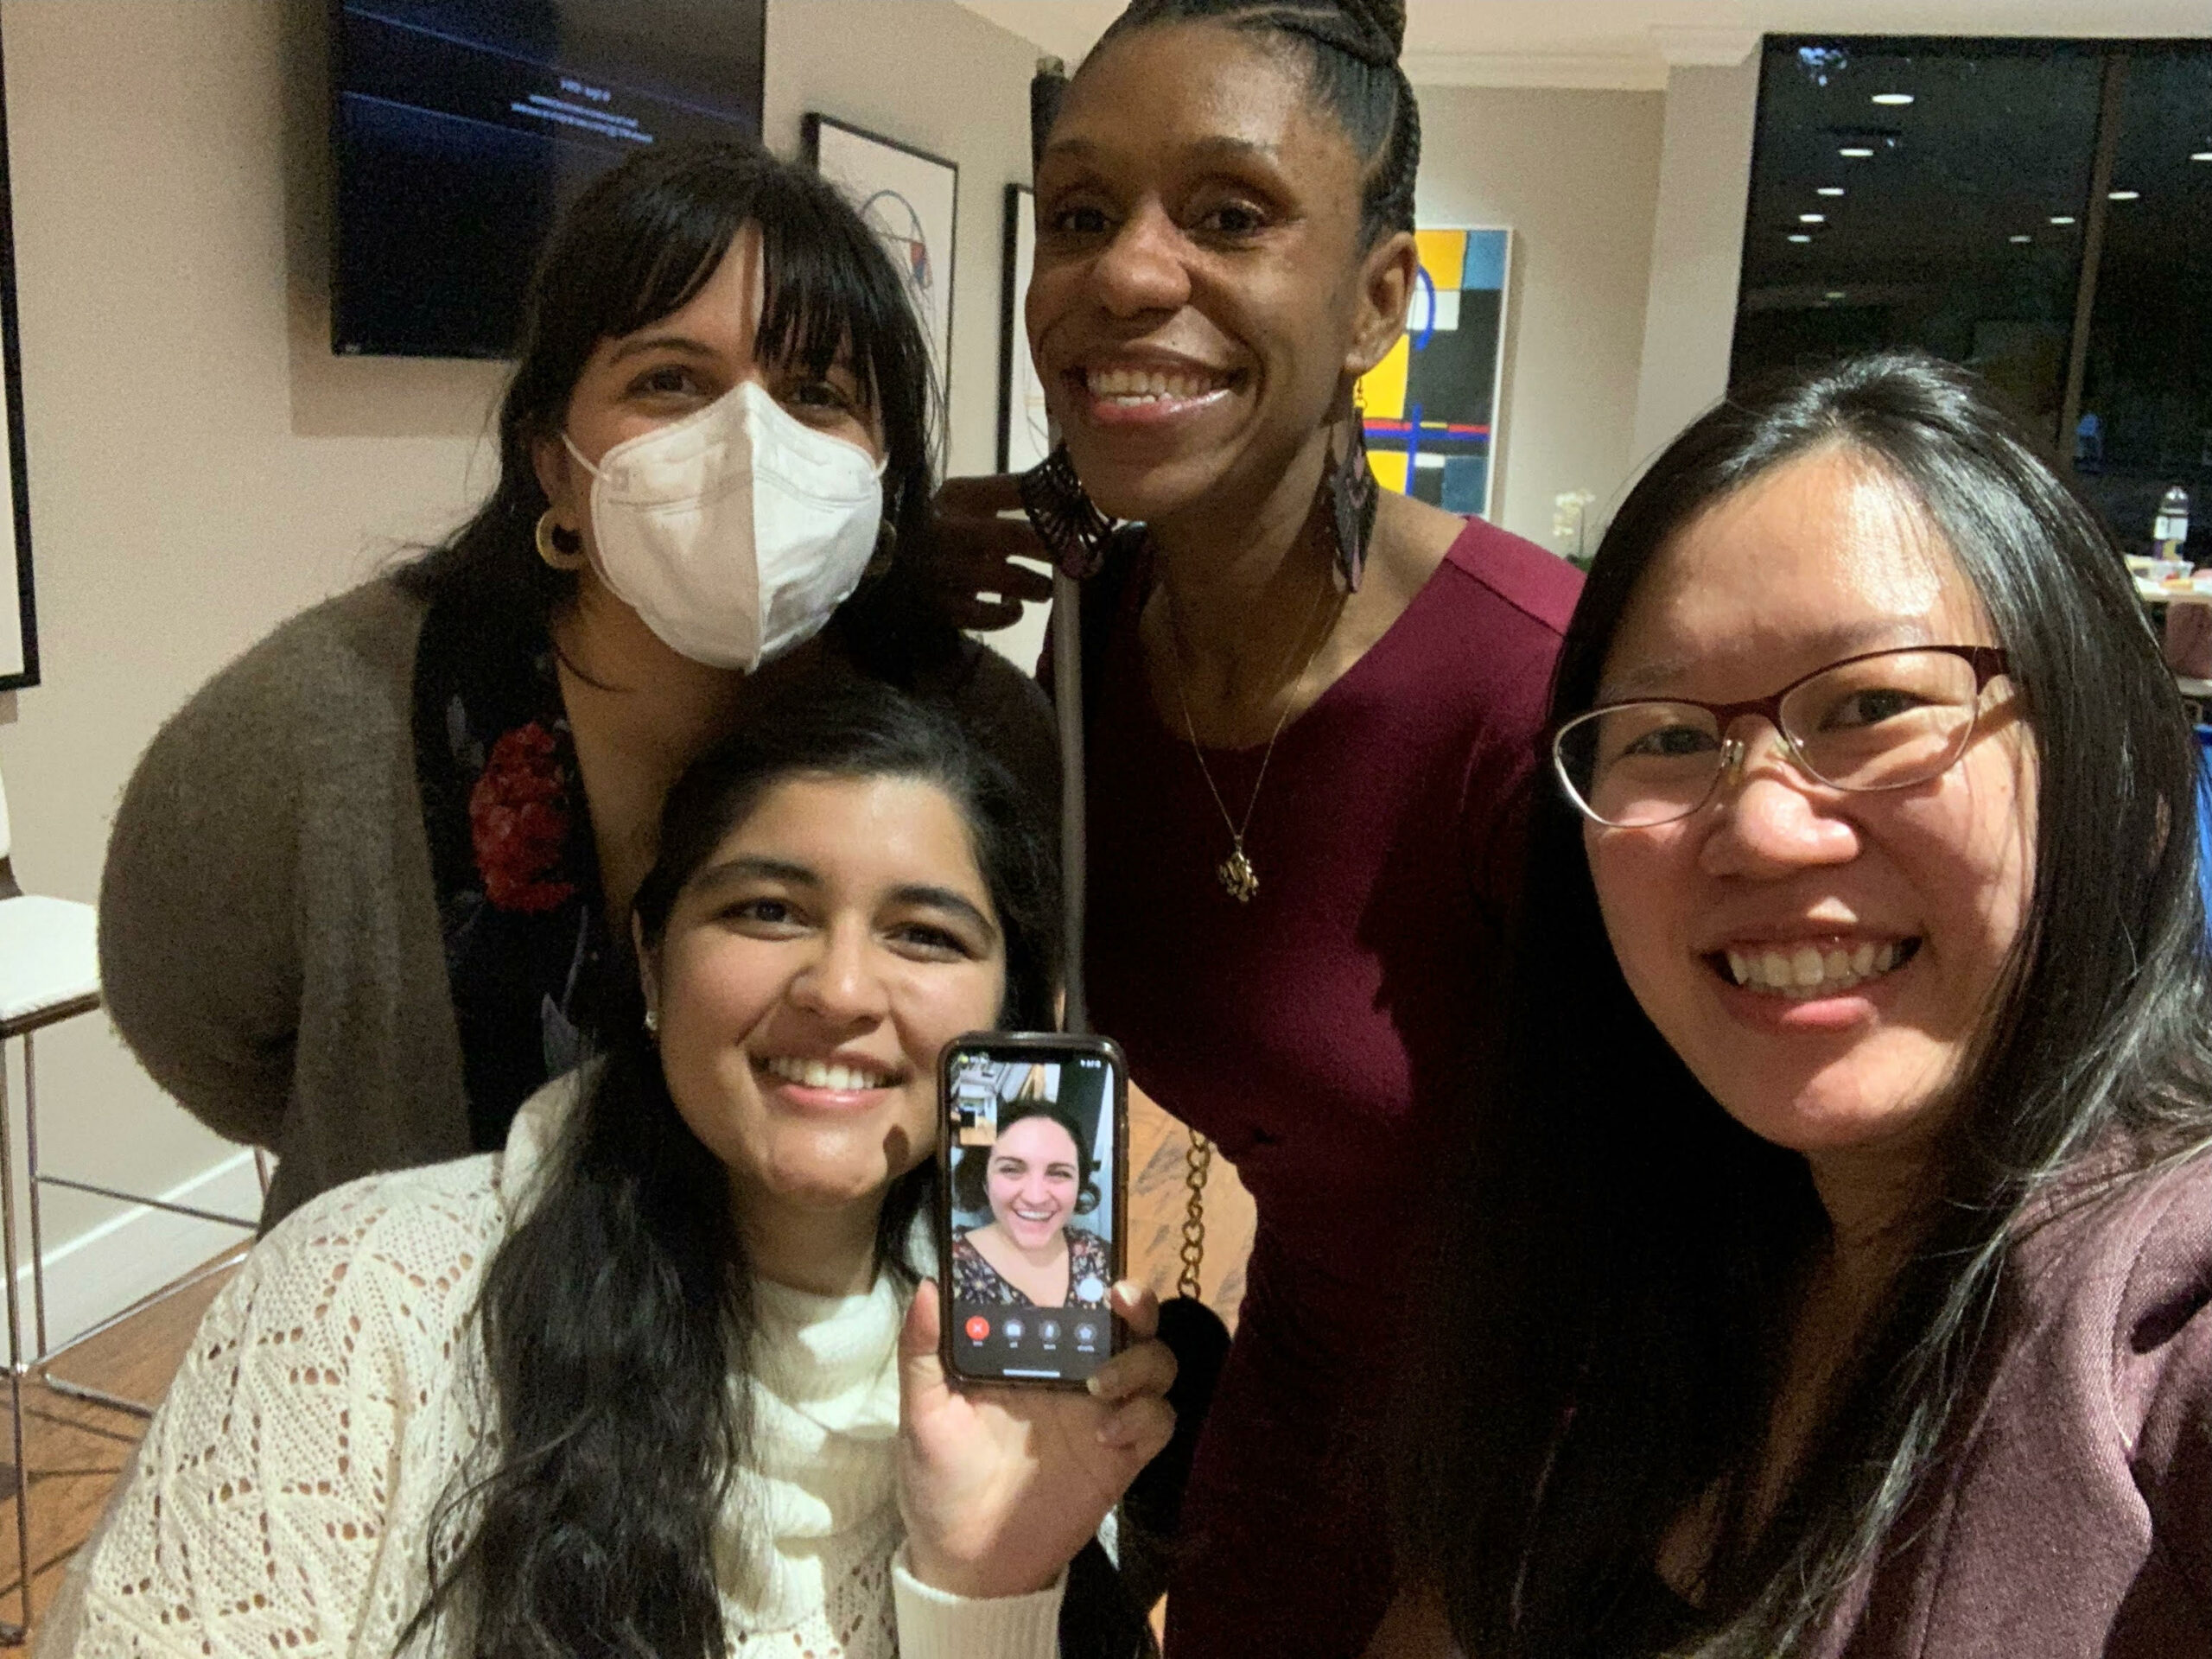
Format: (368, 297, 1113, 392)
(42, 1077, 1065, 1659)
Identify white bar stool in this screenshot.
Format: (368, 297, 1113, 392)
(0, 770, 98, 1641)
(0, 767, 259, 1639)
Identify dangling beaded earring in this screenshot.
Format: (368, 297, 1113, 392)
(1324, 397, 1377, 594)
(1019, 443, 1120, 580)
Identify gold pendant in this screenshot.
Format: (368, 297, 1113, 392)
(1217, 846, 1259, 903)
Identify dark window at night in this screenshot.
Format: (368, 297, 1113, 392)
(1734, 36, 2212, 562)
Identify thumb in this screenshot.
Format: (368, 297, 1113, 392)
(899, 1277, 950, 1425)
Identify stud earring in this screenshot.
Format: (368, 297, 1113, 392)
(1323, 402, 1377, 594)
(643, 1007, 660, 1037)
(535, 510, 588, 572)
(1019, 443, 1120, 580)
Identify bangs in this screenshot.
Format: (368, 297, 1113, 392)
(753, 175, 932, 433)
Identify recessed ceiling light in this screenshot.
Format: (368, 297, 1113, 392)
(1788, 233, 1813, 243)
(1871, 92, 1915, 105)
(2192, 151, 2212, 162)
(2050, 215, 2077, 226)
(2009, 234, 2032, 243)
(1816, 186, 1847, 197)
(1799, 213, 1827, 224)
(1824, 290, 1847, 300)
(2109, 189, 2141, 200)
(1839, 146, 1876, 159)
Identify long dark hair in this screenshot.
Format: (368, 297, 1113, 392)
(397, 139, 949, 678)
(1405, 352, 2212, 1658)
(1081, 0, 1420, 249)
(407, 679, 1060, 1659)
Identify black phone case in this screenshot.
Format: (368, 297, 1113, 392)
(936, 1031, 1129, 1389)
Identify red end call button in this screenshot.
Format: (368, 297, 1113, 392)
(963, 1314, 991, 1342)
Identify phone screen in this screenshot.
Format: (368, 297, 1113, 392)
(939, 1034, 1127, 1388)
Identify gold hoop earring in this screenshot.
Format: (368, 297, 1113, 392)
(535, 510, 588, 572)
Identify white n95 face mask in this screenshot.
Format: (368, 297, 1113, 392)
(563, 378, 887, 671)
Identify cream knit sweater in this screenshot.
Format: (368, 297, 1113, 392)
(43, 1079, 1065, 1657)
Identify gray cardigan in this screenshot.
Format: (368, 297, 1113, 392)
(99, 578, 1057, 1225)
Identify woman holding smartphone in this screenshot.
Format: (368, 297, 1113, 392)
(1386, 354, 2212, 1657)
(1007, 1, 1577, 1650)
(49, 683, 1172, 1659)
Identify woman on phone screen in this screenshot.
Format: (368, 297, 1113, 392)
(952, 1101, 1115, 1308)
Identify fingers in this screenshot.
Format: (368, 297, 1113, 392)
(1096, 1394, 1176, 1458)
(897, 1278, 948, 1423)
(933, 539, 1055, 602)
(1087, 1333, 1176, 1406)
(946, 596, 1032, 632)
(1107, 1278, 1160, 1339)
(935, 472, 1029, 515)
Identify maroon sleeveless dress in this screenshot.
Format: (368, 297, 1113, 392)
(1079, 518, 1577, 1656)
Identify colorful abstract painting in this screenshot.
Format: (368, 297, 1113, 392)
(1357, 226, 1511, 521)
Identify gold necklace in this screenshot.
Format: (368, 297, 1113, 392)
(1163, 575, 1338, 904)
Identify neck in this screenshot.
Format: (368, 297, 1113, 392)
(980, 1220, 1068, 1273)
(552, 575, 760, 775)
(741, 1186, 885, 1299)
(1147, 428, 1338, 697)
(1802, 1136, 1934, 1283)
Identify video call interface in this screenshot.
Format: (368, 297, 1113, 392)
(944, 1048, 1118, 1384)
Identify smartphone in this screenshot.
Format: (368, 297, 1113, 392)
(938, 1032, 1128, 1388)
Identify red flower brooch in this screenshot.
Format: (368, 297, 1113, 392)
(468, 722, 579, 914)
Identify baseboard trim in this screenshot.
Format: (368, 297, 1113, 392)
(3, 1150, 262, 1363)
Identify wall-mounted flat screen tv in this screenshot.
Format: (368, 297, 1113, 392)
(331, 1, 766, 359)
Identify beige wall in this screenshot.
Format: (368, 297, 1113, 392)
(1630, 56, 1761, 467)
(0, 0, 1040, 1332)
(1413, 83, 1666, 555)
(762, 0, 1054, 671)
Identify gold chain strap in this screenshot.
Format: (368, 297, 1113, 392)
(1177, 1130, 1212, 1300)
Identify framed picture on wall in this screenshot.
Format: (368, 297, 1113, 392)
(0, 18, 37, 690)
(803, 114, 958, 399)
(1356, 226, 1512, 522)
(998, 184, 1051, 474)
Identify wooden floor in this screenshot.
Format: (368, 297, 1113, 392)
(0, 1249, 243, 1637)
(0, 1105, 1252, 1644)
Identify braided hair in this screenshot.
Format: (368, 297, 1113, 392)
(1088, 0, 1421, 247)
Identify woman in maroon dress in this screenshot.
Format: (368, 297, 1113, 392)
(1017, 3, 1579, 1652)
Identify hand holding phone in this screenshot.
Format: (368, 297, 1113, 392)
(894, 1277, 1176, 1599)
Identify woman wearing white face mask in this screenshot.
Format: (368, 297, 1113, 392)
(99, 142, 1055, 1226)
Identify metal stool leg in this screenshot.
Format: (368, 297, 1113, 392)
(0, 1041, 35, 1640)
(22, 1036, 44, 1365)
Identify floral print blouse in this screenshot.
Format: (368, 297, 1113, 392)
(412, 596, 609, 1151)
(950, 1228, 1113, 1308)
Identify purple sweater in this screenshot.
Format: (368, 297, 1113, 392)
(1824, 1152, 2212, 1656)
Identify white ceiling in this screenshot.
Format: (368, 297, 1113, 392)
(952, 1, 2212, 89)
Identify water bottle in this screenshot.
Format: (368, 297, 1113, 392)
(2156, 486, 2191, 556)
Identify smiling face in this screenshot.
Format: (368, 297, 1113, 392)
(533, 223, 884, 572)
(1583, 446, 2037, 1190)
(1027, 22, 1414, 532)
(645, 773, 1007, 1229)
(984, 1114, 1084, 1252)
